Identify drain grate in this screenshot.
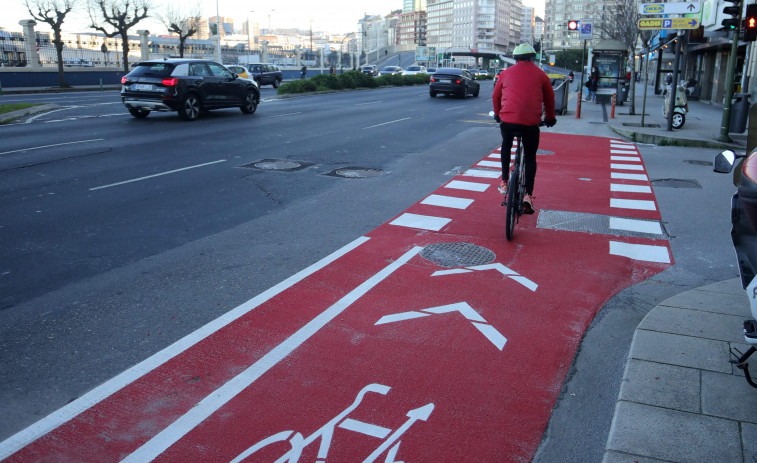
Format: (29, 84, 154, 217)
(239, 159, 312, 172)
(420, 242, 496, 268)
(326, 167, 384, 178)
(537, 209, 668, 238)
(651, 178, 701, 189)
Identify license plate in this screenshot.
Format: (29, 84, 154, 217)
(438, 79, 450, 83)
(133, 84, 153, 91)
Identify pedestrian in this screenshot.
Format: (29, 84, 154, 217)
(587, 66, 599, 102)
(300, 65, 307, 79)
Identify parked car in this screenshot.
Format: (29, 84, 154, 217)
(121, 58, 260, 121)
(493, 69, 504, 85)
(361, 65, 379, 76)
(427, 67, 437, 75)
(429, 67, 480, 98)
(245, 63, 283, 88)
(226, 65, 250, 79)
(402, 65, 427, 75)
(379, 66, 403, 76)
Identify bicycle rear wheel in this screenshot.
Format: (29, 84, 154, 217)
(505, 168, 520, 241)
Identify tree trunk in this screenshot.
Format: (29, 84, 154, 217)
(120, 31, 130, 74)
(179, 37, 185, 58)
(53, 28, 70, 88)
(629, 54, 637, 115)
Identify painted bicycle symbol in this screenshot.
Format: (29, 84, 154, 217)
(229, 384, 434, 463)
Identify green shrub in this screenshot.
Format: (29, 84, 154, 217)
(276, 69, 425, 95)
(277, 79, 317, 94)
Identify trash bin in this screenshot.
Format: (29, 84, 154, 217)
(617, 83, 629, 105)
(731, 93, 751, 134)
(553, 78, 570, 115)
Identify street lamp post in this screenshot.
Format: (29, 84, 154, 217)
(340, 32, 356, 71)
(247, 10, 254, 61)
(215, 0, 221, 63)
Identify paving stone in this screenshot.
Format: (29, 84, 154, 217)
(658, 288, 749, 317)
(631, 329, 731, 373)
(639, 306, 745, 343)
(702, 370, 757, 424)
(619, 359, 700, 413)
(606, 401, 742, 462)
(697, 278, 744, 296)
(603, 450, 671, 463)
(742, 422, 757, 462)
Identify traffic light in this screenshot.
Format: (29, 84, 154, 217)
(567, 20, 579, 30)
(746, 3, 757, 41)
(722, 0, 743, 30)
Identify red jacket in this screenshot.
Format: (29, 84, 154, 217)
(493, 61, 556, 126)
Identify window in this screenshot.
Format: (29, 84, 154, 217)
(189, 62, 210, 76)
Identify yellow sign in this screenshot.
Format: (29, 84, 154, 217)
(638, 17, 700, 29)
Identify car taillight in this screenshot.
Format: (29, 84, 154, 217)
(161, 78, 178, 87)
(121, 76, 127, 84)
(430, 77, 436, 82)
(455, 79, 462, 84)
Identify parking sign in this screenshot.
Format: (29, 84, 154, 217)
(579, 19, 594, 40)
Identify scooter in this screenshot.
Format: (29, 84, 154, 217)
(663, 81, 688, 129)
(713, 148, 757, 388)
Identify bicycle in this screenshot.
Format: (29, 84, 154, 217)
(490, 112, 546, 240)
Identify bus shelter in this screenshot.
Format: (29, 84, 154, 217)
(591, 39, 629, 104)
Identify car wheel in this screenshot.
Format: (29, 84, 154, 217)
(273, 79, 281, 88)
(430, 90, 437, 97)
(240, 89, 259, 114)
(473, 86, 480, 97)
(461, 86, 468, 99)
(178, 93, 201, 121)
(128, 108, 150, 119)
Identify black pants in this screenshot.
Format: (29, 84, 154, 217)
(499, 122, 540, 196)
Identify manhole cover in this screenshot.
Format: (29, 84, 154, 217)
(239, 159, 312, 171)
(651, 178, 702, 189)
(326, 167, 384, 178)
(684, 160, 712, 166)
(420, 242, 496, 268)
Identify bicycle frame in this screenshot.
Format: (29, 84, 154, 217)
(504, 135, 526, 240)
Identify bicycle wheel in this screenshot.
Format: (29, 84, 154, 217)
(505, 168, 520, 241)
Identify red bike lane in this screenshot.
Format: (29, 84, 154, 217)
(1, 134, 672, 462)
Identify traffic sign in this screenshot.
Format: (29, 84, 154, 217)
(638, 17, 701, 29)
(579, 18, 594, 39)
(639, 1, 701, 14)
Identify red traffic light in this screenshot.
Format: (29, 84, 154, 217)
(568, 20, 579, 30)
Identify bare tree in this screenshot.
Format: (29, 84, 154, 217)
(25, 0, 78, 88)
(157, 3, 202, 58)
(87, 0, 149, 73)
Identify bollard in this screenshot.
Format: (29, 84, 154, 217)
(611, 92, 616, 118)
(0, 80, 3, 96)
(99, 78, 103, 92)
(576, 91, 582, 119)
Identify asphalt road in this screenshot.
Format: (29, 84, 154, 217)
(0, 84, 742, 461)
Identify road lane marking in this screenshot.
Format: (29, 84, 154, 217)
(611, 172, 648, 181)
(611, 163, 645, 171)
(120, 246, 421, 463)
(611, 183, 652, 193)
(390, 213, 451, 231)
(0, 236, 371, 461)
(363, 117, 410, 129)
(263, 111, 302, 118)
(463, 169, 500, 179)
(610, 198, 657, 211)
(355, 101, 383, 106)
(477, 160, 501, 168)
(611, 156, 641, 162)
(0, 138, 104, 156)
(610, 241, 670, 263)
(444, 105, 466, 111)
(609, 217, 663, 235)
(89, 160, 227, 191)
(444, 180, 489, 192)
(420, 194, 474, 209)
(610, 149, 638, 154)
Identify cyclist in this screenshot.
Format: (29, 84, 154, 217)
(493, 43, 557, 214)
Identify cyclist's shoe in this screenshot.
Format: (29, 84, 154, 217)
(498, 179, 507, 194)
(522, 194, 535, 214)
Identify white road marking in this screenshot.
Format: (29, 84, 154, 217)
(463, 169, 500, 179)
(90, 160, 226, 191)
(0, 236, 372, 461)
(390, 213, 451, 231)
(120, 246, 421, 463)
(421, 194, 474, 209)
(444, 105, 466, 111)
(444, 180, 489, 192)
(338, 419, 392, 438)
(611, 163, 645, 171)
(363, 117, 410, 129)
(611, 172, 648, 181)
(477, 160, 501, 168)
(0, 138, 104, 156)
(355, 101, 383, 106)
(610, 149, 638, 154)
(264, 111, 302, 118)
(611, 198, 657, 211)
(488, 153, 501, 159)
(610, 241, 670, 263)
(609, 217, 663, 235)
(611, 183, 652, 193)
(611, 156, 641, 162)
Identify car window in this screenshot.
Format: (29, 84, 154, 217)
(129, 63, 175, 77)
(208, 63, 233, 78)
(249, 64, 262, 72)
(189, 63, 210, 76)
(171, 63, 189, 76)
(272, 65, 279, 71)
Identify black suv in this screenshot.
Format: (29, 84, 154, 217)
(121, 59, 260, 121)
(245, 63, 283, 88)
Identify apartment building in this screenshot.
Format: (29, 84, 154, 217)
(427, 0, 453, 50)
(521, 6, 534, 45)
(428, 0, 520, 53)
(404, 0, 428, 12)
(543, 0, 610, 50)
(397, 10, 427, 46)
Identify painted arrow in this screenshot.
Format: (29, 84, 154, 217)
(431, 263, 538, 292)
(375, 302, 508, 350)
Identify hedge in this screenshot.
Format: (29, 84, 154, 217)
(277, 70, 430, 95)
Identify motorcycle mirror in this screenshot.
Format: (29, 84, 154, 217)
(713, 150, 736, 174)
(488, 111, 495, 117)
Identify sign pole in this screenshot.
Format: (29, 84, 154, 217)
(718, 19, 743, 142)
(666, 31, 683, 131)
(577, 40, 586, 118)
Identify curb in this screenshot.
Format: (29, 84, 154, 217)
(609, 124, 742, 150)
(1, 86, 121, 95)
(0, 104, 60, 124)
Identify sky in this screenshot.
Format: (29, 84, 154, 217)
(3, 0, 545, 36)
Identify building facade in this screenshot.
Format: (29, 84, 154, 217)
(521, 6, 534, 45)
(397, 10, 427, 46)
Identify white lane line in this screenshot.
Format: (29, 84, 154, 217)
(611, 198, 657, 211)
(390, 213, 451, 231)
(363, 117, 410, 129)
(445, 180, 489, 192)
(610, 149, 638, 154)
(488, 153, 501, 159)
(264, 111, 302, 118)
(120, 246, 421, 463)
(444, 105, 466, 111)
(611, 163, 645, 171)
(611, 156, 641, 162)
(610, 241, 670, 263)
(610, 217, 663, 235)
(0, 236, 371, 462)
(611, 172, 648, 181)
(421, 194, 474, 210)
(355, 101, 383, 106)
(0, 138, 104, 156)
(477, 160, 501, 168)
(90, 160, 226, 191)
(611, 183, 652, 193)
(463, 169, 500, 179)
